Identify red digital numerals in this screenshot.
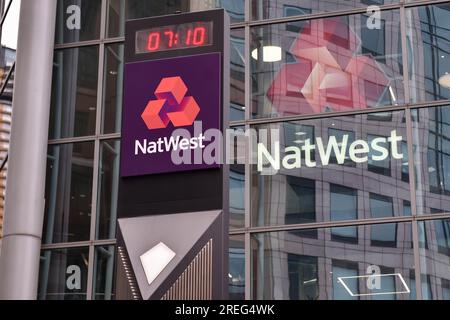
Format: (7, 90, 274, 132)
(146, 26, 207, 52)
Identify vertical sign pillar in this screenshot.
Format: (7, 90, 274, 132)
(116, 10, 229, 300)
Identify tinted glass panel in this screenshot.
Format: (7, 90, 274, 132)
(418, 220, 450, 300)
(55, 0, 101, 44)
(252, 110, 410, 227)
(43, 142, 94, 244)
(330, 184, 358, 242)
(251, 10, 403, 118)
(251, 0, 398, 21)
(102, 44, 124, 134)
(93, 245, 116, 300)
(406, 4, 450, 103)
(96, 140, 121, 240)
(230, 28, 245, 121)
(412, 106, 450, 214)
(229, 234, 245, 299)
(230, 127, 246, 229)
(38, 247, 89, 300)
(252, 223, 413, 299)
(50, 46, 99, 139)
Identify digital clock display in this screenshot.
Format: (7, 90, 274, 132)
(135, 21, 213, 54)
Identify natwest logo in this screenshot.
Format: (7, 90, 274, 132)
(267, 18, 390, 115)
(121, 52, 221, 176)
(141, 76, 200, 130)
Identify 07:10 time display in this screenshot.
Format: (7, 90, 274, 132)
(135, 21, 213, 54)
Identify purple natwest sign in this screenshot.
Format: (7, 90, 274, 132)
(121, 53, 221, 177)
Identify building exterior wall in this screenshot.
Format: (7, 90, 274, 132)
(2, 0, 447, 300)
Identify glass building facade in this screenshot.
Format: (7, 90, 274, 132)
(29, 0, 450, 300)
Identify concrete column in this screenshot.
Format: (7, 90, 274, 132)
(0, 0, 57, 299)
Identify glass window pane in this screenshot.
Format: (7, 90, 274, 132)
(50, 46, 99, 139)
(418, 220, 450, 300)
(285, 176, 315, 225)
(43, 142, 94, 244)
(38, 247, 89, 300)
(97, 140, 120, 240)
(409, 271, 433, 300)
(55, 0, 102, 44)
(328, 128, 355, 166)
(229, 126, 246, 229)
(252, 223, 414, 300)
(406, 3, 450, 103)
(230, 28, 245, 121)
(369, 192, 394, 218)
(229, 234, 245, 299)
(252, 110, 410, 227)
(251, 0, 398, 21)
(368, 134, 391, 176)
(93, 245, 116, 300)
(102, 44, 124, 134)
(412, 106, 450, 215)
(369, 193, 396, 246)
(251, 10, 403, 119)
(107, 0, 245, 38)
(230, 165, 245, 229)
(333, 262, 358, 300)
(330, 184, 357, 242)
(287, 254, 318, 300)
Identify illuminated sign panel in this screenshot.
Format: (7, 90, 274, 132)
(120, 9, 227, 178)
(121, 52, 221, 177)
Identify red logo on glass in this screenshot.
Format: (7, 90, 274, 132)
(267, 18, 390, 115)
(141, 76, 200, 130)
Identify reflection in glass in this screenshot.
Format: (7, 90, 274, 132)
(330, 184, 357, 242)
(102, 44, 124, 134)
(229, 127, 245, 229)
(368, 134, 391, 176)
(55, 0, 102, 44)
(412, 106, 450, 214)
(285, 176, 315, 225)
(43, 142, 94, 244)
(409, 271, 432, 300)
(93, 245, 115, 300)
(288, 254, 318, 300)
(229, 235, 245, 299)
(251, 0, 397, 21)
(332, 261, 358, 300)
(328, 128, 355, 166)
(434, 219, 450, 255)
(417, 220, 450, 299)
(371, 267, 396, 300)
(97, 140, 120, 240)
(407, 3, 450, 103)
(401, 141, 409, 182)
(230, 166, 245, 229)
(284, 123, 315, 165)
(252, 110, 410, 227)
(251, 10, 403, 118)
(230, 28, 245, 121)
(107, 0, 245, 38)
(252, 223, 413, 300)
(369, 193, 396, 247)
(38, 247, 89, 300)
(50, 46, 99, 139)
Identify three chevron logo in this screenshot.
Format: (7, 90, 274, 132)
(141, 76, 200, 130)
